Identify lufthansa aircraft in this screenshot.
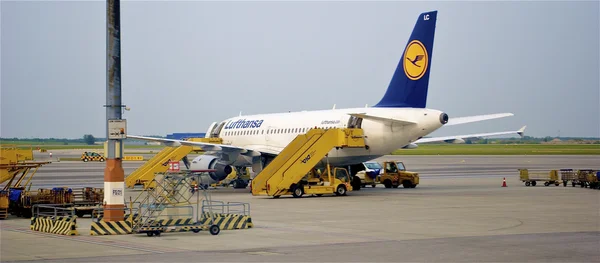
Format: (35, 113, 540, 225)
(129, 11, 525, 185)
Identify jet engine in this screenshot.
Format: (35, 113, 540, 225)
(190, 155, 233, 182)
(402, 143, 418, 149)
(444, 138, 465, 144)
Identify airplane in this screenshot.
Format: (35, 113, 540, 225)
(128, 10, 525, 188)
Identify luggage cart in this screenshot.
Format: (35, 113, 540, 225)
(590, 171, 600, 190)
(577, 169, 598, 188)
(560, 169, 579, 187)
(519, 169, 560, 186)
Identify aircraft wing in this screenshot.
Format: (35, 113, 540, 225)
(413, 126, 526, 144)
(126, 135, 261, 156)
(446, 113, 514, 126)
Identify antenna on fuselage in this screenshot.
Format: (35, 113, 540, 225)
(332, 104, 336, 109)
(365, 104, 368, 108)
(239, 111, 242, 116)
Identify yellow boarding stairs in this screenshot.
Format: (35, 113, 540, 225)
(251, 128, 366, 198)
(125, 138, 222, 189)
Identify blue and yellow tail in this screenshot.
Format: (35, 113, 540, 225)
(374, 11, 437, 108)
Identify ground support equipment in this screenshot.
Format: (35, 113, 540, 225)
(251, 128, 365, 198)
(519, 169, 561, 186)
(124, 138, 223, 189)
(130, 170, 223, 236)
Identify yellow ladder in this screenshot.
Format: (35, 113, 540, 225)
(125, 146, 193, 189)
(125, 137, 223, 189)
(251, 128, 365, 197)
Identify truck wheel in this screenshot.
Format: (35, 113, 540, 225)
(371, 184, 376, 188)
(352, 176, 361, 191)
(544, 182, 549, 186)
(531, 181, 536, 186)
(292, 186, 303, 198)
(76, 211, 85, 218)
(403, 181, 412, 188)
(335, 185, 347, 196)
(525, 182, 530, 186)
(563, 181, 567, 187)
(383, 180, 392, 189)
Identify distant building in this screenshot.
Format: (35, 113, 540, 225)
(166, 133, 206, 140)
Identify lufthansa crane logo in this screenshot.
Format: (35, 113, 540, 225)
(403, 40, 428, 80)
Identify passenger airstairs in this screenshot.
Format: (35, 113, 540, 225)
(125, 138, 222, 189)
(251, 128, 366, 197)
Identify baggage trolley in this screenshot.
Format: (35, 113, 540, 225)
(519, 169, 560, 187)
(560, 169, 579, 187)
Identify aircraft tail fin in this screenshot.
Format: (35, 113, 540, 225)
(374, 11, 437, 108)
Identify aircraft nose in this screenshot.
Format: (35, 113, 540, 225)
(439, 112, 449, 125)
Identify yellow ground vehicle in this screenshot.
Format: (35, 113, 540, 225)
(81, 152, 105, 162)
(350, 161, 419, 189)
(377, 161, 419, 188)
(519, 169, 561, 186)
(251, 128, 364, 198)
(291, 164, 352, 198)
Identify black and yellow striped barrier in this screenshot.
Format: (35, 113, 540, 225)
(94, 213, 141, 224)
(198, 212, 253, 229)
(123, 156, 144, 161)
(30, 216, 78, 236)
(90, 220, 133, 235)
(154, 218, 194, 226)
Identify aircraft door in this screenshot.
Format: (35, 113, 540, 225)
(210, 122, 226, 138)
(347, 116, 363, 129)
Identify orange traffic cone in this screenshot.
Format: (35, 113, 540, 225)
(502, 177, 507, 187)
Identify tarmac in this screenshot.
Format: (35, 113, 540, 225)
(1, 155, 599, 262)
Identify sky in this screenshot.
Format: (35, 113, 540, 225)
(1, 0, 599, 139)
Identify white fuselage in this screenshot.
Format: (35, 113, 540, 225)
(208, 107, 446, 167)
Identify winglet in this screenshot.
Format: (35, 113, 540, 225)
(517, 125, 527, 138)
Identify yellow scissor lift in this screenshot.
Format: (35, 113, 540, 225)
(251, 128, 366, 198)
(125, 138, 223, 189)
